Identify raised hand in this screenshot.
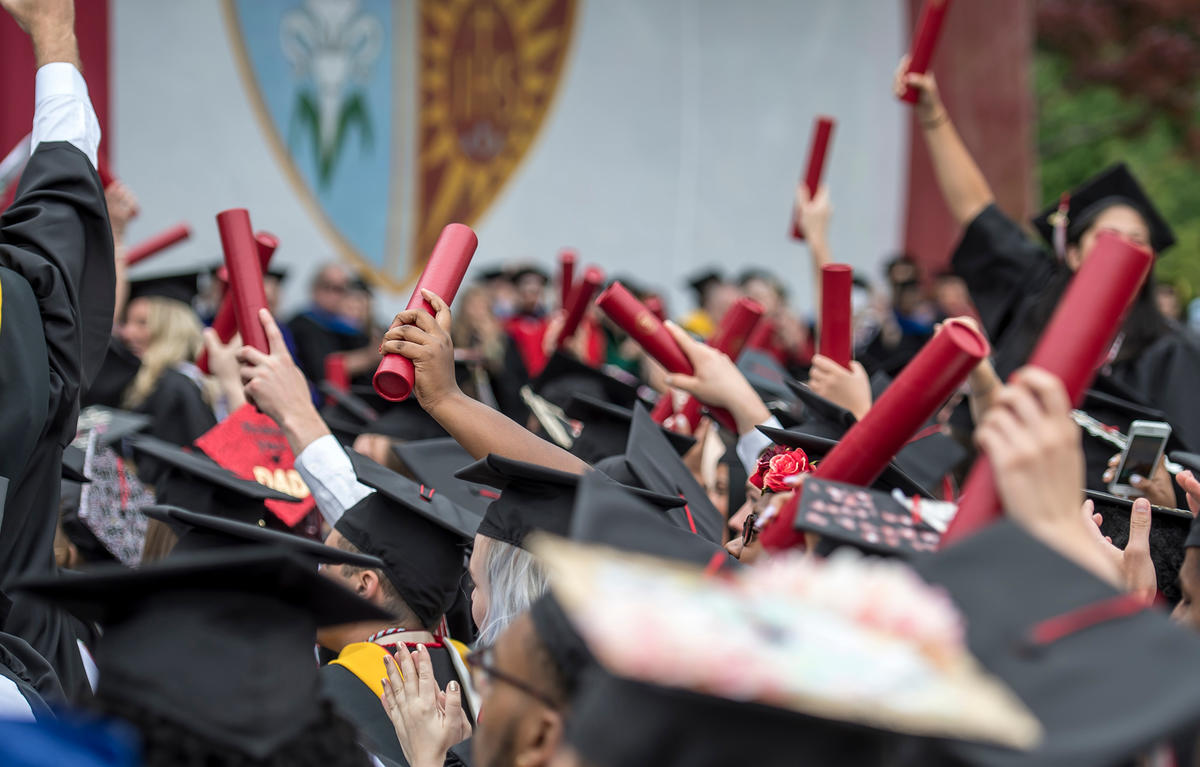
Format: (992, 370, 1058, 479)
(104, 181, 139, 244)
(892, 54, 943, 123)
(661, 321, 770, 435)
(1, 0, 79, 68)
(382, 645, 471, 767)
(807, 354, 871, 420)
(795, 184, 833, 259)
(1177, 470, 1200, 517)
(380, 289, 460, 412)
(1085, 497, 1157, 604)
(1103, 453, 1176, 509)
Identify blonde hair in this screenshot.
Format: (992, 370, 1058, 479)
(122, 297, 212, 409)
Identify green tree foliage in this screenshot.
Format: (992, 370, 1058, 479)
(1035, 0, 1200, 298)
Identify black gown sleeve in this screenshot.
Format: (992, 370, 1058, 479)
(951, 204, 1051, 345)
(1110, 330, 1200, 453)
(138, 370, 218, 447)
(0, 142, 114, 445)
(0, 271, 50, 512)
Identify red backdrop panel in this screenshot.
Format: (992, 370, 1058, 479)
(903, 0, 1035, 273)
(0, 2, 109, 165)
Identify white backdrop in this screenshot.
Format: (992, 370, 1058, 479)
(112, 0, 908, 321)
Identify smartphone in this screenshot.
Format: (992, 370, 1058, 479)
(1109, 420, 1172, 497)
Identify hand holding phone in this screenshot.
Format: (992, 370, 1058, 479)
(1108, 420, 1171, 498)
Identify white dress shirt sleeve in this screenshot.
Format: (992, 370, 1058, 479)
(31, 62, 100, 168)
(736, 415, 781, 476)
(294, 434, 374, 527)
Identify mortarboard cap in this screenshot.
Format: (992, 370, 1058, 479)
(685, 269, 724, 300)
(346, 449, 481, 540)
(1032, 163, 1175, 255)
(61, 445, 89, 484)
(509, 264, 549, 284)
(564, 394, 694, 464)
(125, 270, 202, 306)
(916, 520, 1200, 766)
(140, 504, 383, 567)
(335, 450, 473, 627)
(532, 351, 641, 410)
(318, 382, 378, 425)
(757, 425, 935, 499)
(76, 406, 151, 449)
(527, 593, 594, 704)
(13, 547, 391, 759)
(621, 405, 724, 542)
(571, 470, 738, 570)
(793, 477, 946, 558)
(392, 437, 497, 518)
(1086, 489, 1190, 603)
(127, 435, 299, 526)
(455, 454, 684, 550)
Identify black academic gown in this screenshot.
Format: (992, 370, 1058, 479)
(320, 639, 472, 767)
(287, 311, 369, 384)
(953, 204, 1200, 458)
(0, 142, 114, 701)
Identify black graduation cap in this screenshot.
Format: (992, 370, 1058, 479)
(318, 382, 378, 424)
(794, 477, 944, 558)
(61, 445, 89, 484)
(12, 547, 391, 760)
(786, 379, 967, 493)
(532, 351, 640, 410)
(476, 265, 510, 282)
(685, 269, 724, 301)
(140, 504, 383, 567)
(1086, 489, 1190, 603)
(127, 435, 300, 526)
(455, 454, 685, 550)
(1077, 383, 1192, 497)
(392, 437, 496, 518)
(1032, 163, 1175, 255)
(509, 264, 549, 284)
(565, 394, 694, 464)
(345, 449, 481, 540)
(617, 405, 725, 543)
(76, 405, 151, 448)
(737, 349, 797, 405)
(757, 425, 935, 499)
(916, 520, 1200, 766)
(527, 593, 594, 704)
(264, 264, 288, 282)
(125, 270, 202, 306)
(564, 668, 900, 767)
(80, 338, 141, 410)
(334, 451, 473, 628)
(324, 400, 448, 444)
(571, 470, 738, 570)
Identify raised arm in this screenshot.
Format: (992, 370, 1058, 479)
(892, 55, 993, 228)
(382, 290, 590, 474)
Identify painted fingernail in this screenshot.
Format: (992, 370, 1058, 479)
(448, 681, 459, 692)
(1131, 474, 1145, 484)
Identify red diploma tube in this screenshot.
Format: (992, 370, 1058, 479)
(819, 264, 854, 368)
(558, 267, 604, 349)
(597, 282, 693, 375)
(198, 232, 277, 373)
(216, 209, 270, 355)
(791, 116, 836, 239)
(761, 321, 989, 552)
(644, 295, 667, 322)
(374, 223, 479, 401)
(940, 231, 1154, 546)
(669, 297, 765, 433)
(124, 223, 192, 266)
(559, 249, 577, 309)
(901, 0, 953, 104)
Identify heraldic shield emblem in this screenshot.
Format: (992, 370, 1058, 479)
(223, 0, 577, 288)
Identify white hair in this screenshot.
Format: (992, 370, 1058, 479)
(476, 538, 548, 647)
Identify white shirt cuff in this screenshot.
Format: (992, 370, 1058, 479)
(294, 434, 374, 527)
(31, 62, 100, 168)
(736, 416, 781, 476)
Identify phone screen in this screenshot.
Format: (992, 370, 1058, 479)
(1117, 433, 1166, 485)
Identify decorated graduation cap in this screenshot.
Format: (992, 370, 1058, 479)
(916, 520, 1200, 766)
(392, 437, 496, 517)
(534, 537, 1041, 767)
(565, 393, 694, 464)
(334, 450, 474, 628)
(140, 504, 383, 567)
(127, 435, 299, 526)
(616, 405, 724, 542)
(13, 547, 391, 760)
(125, 270, 202, 306)
(1032, 163, 1175, 256)
(571, 469, 737, 570)
(455, 454, 684, 550)
(532, 351, 640, 410)
(757, 425, 935, 499)
(76, 406, 151, 448)
(793, 477, 950, 559)
(787, 379, 966, 493)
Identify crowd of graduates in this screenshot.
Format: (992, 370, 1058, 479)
(7, 1, 1200, 765)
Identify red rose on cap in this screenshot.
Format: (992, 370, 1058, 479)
(764, 450, 809, 493)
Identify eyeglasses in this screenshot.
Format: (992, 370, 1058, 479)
(465, 645, 559, 708)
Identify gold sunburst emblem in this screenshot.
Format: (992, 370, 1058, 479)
(416, 0, 577, 261)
